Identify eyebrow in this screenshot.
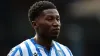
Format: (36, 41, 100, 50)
(46, 14, 60, 18)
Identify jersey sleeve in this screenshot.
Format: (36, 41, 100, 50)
(7, 45, 21, 56)
(66, 47, 73, 56)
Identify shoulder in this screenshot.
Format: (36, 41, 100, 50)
(7, 45, 21, 56)
(54, 41, 69, 49)
(56, 42, 70, 50)
(54, 41, 73, 56)
(7, 39, 35, 56)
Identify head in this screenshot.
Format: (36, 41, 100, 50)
(28, 1, 61, 40)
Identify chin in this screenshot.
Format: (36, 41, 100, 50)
(50, 35, 58, 40)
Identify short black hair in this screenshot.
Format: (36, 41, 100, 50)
(28, 1, 56, 23)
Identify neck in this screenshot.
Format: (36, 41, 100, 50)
(34, 34, 52, 51)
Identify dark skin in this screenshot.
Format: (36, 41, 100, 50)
(32, 9, 61, 51)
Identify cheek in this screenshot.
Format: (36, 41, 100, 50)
(38, 20, 51, 32)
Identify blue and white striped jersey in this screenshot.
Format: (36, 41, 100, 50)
(7, 38, 73, 56)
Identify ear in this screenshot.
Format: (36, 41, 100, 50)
(32, 21, 37, 29)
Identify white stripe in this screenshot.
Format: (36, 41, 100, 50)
(19, 41, 29, 56)
(7, 47, 17, 56)
(57, 43, 70, 56)
(66, 48, 73, 56)
(53, 41, 60, 50)
(26, 39, 38, 55)
(39, 48, 47, 56)
(14, 50, 20, 56)
(51, 47, 56, 56)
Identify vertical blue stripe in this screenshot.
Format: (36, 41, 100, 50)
(49, 47, 52, 56)
(18, 45, 23, 56)
(11, 47, 19, 56)
(55, 42, 66, 56)
(24, 41, 33, 56)
(53, 43, 59, 56)
(50, 47, 57, 56)
(30, 38, 42, 56)
(66, 47, 73, 56)
(42, 47, 49, 55)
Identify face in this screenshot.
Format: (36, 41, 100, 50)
(33, 9, 61, 40)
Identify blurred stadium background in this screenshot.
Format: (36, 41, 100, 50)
(0, 0, 100, 56)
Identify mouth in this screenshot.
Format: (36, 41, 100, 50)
(51, 28, 60, 35)
(53, 29, 60, 32)
(52, 28, 60, 31)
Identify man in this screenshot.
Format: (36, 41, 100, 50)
(7, 1, 73, 56)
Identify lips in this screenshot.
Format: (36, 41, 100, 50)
(52, 28, 60, 30)
(53, 29, 60, 32)
(52, 28, 60, 34)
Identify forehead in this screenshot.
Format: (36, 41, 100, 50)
(42, 9, 59, 16)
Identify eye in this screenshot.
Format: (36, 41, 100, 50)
(47, 16, 54, 21)
(56, 18, 60, 21)
(56, 16, 60, 21)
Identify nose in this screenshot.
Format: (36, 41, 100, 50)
(52, 20, 61, 27)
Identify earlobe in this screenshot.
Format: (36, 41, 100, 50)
(32, 21, 36, 25)
(32, 21, 37, 28)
